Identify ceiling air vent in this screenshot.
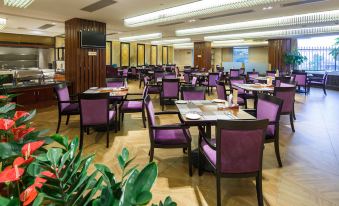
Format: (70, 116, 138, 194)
(158, 21, 185, 27)
(81, 0, 117, 12)
(38, 24, 55, 30)
(199, 10, 254, 21)
(281, 0, 326, 7)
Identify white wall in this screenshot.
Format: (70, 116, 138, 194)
(174, 49, 193, 70)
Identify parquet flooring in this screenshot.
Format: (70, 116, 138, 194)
(34, 81, 339, 206)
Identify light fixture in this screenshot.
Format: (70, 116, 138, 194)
(204, 25, 339, 41)
(212, 41, 268, 48)
(119, 33, 162, 42)
(0, 18, 6, 30)
(4, 0, 34, 8)
(262, 6, 273, 10)
(151, 38, 191, 45)
(176, 9, 339, 36)
(173, 43, 193, 49)
(124, 0, 286, 27)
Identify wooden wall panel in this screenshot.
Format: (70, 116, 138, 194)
(120, 42, 130, 67)
(268, 38, 297, 72)
(151, 45, 157, 65)
(194, 42, 212, 70)
(65, 18, 106, 94)
(137, 44, 145, 66)
(162, 46, 168, 65)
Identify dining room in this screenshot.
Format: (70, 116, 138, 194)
(0, 0, 339, 206)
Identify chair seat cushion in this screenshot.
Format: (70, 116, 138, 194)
(109, 110, 116, 122)
(201, 139, 216, 166)
(62, 103, 79, 114)
(121, 101, 143, 111)
(154, 128, 189, 145)
(148, 86, 160, 94)
(237, 97, 245, 104)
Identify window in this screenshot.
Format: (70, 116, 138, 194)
(233, 47, 249, 63)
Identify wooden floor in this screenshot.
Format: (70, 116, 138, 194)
(35, 81, 339, 206)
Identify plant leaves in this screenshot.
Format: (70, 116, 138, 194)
(51, 134, 68, 149)
(132, 162, 158, 194)
(47, 148, 63, 166)
(134, 191, 152, 205)
(0, 142, 21, 159)
(32, 193, 45, 206)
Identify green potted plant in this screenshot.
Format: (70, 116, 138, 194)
(329, 37, 339, 71)
(283, 49, 308, 72)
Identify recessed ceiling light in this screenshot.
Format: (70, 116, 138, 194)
(187, 19, 196, 23)
(173, 43, 193, 49)
(4, 0, 34, 8)
(30, 30, 44, 35)
(212, 41, 268, 48)
(204, 25, 339, 40)
(152, 38, 191, 45)
(176, 9, 339, 36)
(124, 0, 286, 27)
(119, 33, 162, 42)
(0, 18, 7, 30)
(262, 6, 273, 10)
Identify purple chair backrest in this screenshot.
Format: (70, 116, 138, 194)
(208, 73, 219, 86)
(55, 85, 71, 112)
(274, 86, 296, 113)
(216, 82, 226, 100)
(181, 87, 205, 100)
(230, 69, 240, 78)
(184, 73, 190, 83)
(216, 120, 268, 174)
(256, 94, 282, 137)
(230, 78, 245, 94)
(162, 79, 179, 98)
(266, 71, 275, 77)
(131, 67, 137, 75)
(106, 78, 124, 87)
(80, 93, 109, 126)
(163, 73, 177, 79)
(123, 68, 128, 77)
(293, 73, 306, 86)
(248, 72, 259, 79)
(154, 71, 164, 80)
(145, 96, 156, 127)
(239, 68, 245, 75)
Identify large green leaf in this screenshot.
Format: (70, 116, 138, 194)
(47, 148, 63, 167)
(132, 162, 158, 195)
(0, 103, 16, 114)
(119, 169, 140, 206)
(134, 191, 152, 205)
(51, 134, 69, 149)
(0, 142, 21, 160)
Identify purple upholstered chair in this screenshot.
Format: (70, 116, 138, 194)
(230, 69, 240, 78)
(154, 71, 165, 81)
(274, 77, 292, 87)
(181, 86, 206, 100)
(266, 71, 276, 77)
(229, 77, 255, 108)
(308, 72, 328, 95)
(201, 72, 219, 95)
(119, 86, 148, 128)
(144, 95, 192, 176)
(106, 78, 125, 88)
(198, 119, 269, 206)
(122, 68, 128, 79)
(247, 72, 259, 83)
(163, 72, 177, 79)
(191, 76, 198, 86)
(183, 72, 191, 83)
(160, 78, 180, 111)
(79, 93, 117, 149)
(54, 83, 80, 133)
(292, 72, 308, 95)
(175, 67, 181, 77)
(274, 85, 297, 132)
(130, 67, 137, 79)
(216, 81, 229, 100)
(144, 76, 161, 94)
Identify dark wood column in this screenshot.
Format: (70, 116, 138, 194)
(268, 38, 297, 72)
(65, 18, 106, 94)
(194, 42, 211, 70)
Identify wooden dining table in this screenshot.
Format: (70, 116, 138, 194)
(176, 100, 255, 171)
(233, 83, 274, 107)
(83, 87, 129, 97)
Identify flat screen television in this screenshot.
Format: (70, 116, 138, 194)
(80, 31, 106, 48)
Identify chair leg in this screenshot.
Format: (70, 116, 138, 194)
(86, 127, 90, 135)
(149, 147, 154, 162)
(66, 115, 70, 125)
(256, 172, 264, 206)
(274, 139, 283, 167)
(290, 113, 295, 132)
(216, 175, 221, 206)
(121, 113, 124, 122)
(187, 146, 192, 177)
(142, 109, 146, 128)
(323, 84, 327, 95)
(80, 127, 84, 150)
(106, 124, 109, 148)
(293, 103, 296, 120)
(56, 115, 61, 133)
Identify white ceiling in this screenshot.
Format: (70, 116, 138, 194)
(0, 0, 339, 42)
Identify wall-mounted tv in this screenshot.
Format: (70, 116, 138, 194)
(80, 31, 106, 48)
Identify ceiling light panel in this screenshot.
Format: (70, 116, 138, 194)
(152, 38, 191, 45)
(0, 18, 6, 30)
(173, 43, 194, 49)
(177, 10, 339, 36)
(4, 0, 34, 8)
(124, 0, 286, 27)
(204, 25, 339, 40)
(212, 41, 268, 48)
(119, 33, 162, 42)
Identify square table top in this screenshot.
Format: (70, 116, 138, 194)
(233, 83, 274, 92)
(83, 87, 128, 97)
(176, 100, 255, 126)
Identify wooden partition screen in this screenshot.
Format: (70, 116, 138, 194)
(137, 44, 145, 66)
(151, 45, 157, 65)
(106, 41, 112, 65)
(268, 38, 297, 72)
(65, 18, 106, 94)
